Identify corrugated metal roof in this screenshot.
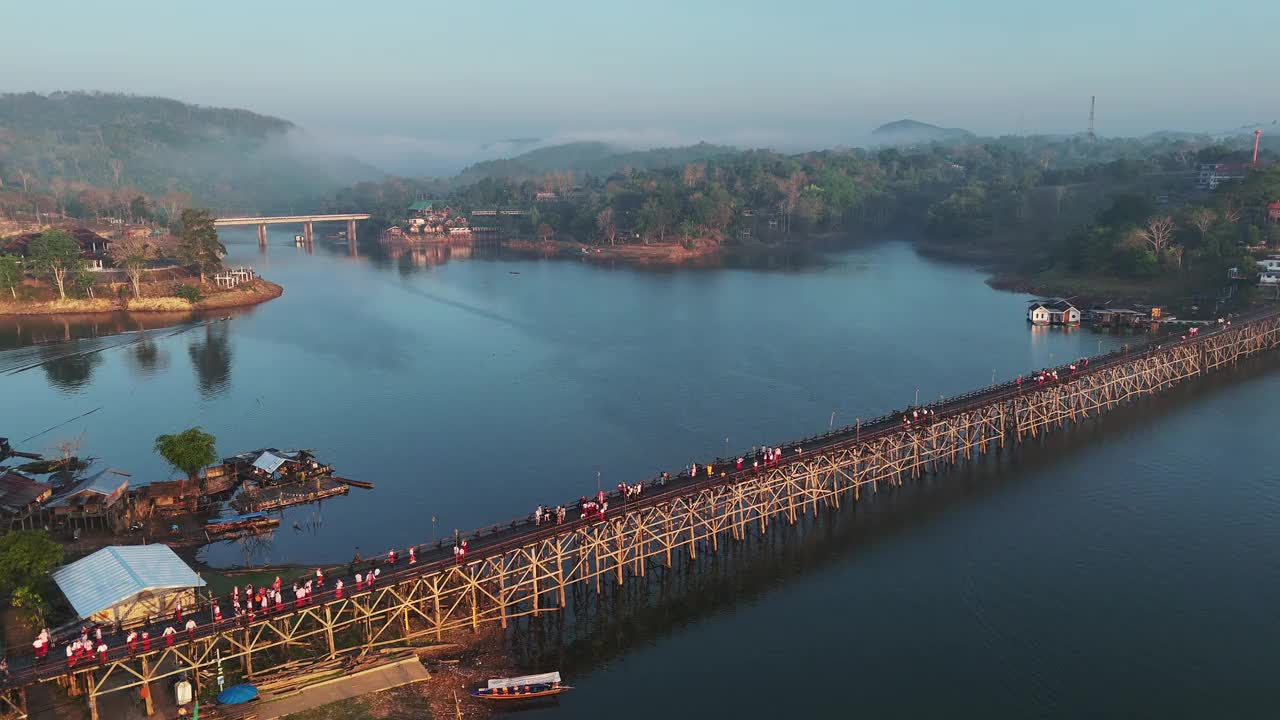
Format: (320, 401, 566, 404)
(46, 469, 129, 508)
(0, 471, 52, 512)
(252, 452, 286, 474)
(52, 545, 206, 619)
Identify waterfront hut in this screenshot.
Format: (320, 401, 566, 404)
(0, 470, 54, 531)
(51, 545, 206, 628)
(228, 449, 324, 486)
(133, 478, 200, 517)
(42, 468, 130, 531)
(1027, 299, 1080, 325)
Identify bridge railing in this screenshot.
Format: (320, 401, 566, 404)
(6, 304, 1278, 690)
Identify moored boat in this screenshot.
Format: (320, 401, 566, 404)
(205, 511, 279, 536)
(470, 672, 570, 701)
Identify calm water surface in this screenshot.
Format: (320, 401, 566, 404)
(3, 233, 1277, 718)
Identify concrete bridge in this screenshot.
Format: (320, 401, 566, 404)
(3, 307, 1279, 718)
(214, 214, 371, 246)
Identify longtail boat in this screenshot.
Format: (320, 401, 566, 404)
(470, 672, 571, 701)
(205, 512, 279, 536)
(332, 476, 374, 490)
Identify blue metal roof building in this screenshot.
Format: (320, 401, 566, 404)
(51, 545, 206, 624)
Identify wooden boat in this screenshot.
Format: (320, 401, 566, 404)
(206, 512, 280, 536)
(470, 672, 571, 701)
(332, 476, 374, 490)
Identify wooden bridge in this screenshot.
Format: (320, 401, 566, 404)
(4, 308, 1280, 718)
(214, 214, 371, 246)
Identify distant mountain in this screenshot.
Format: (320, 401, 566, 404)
(458, 140, 738, 182)
(871, 119, 974, 146)
(0, 91, 383, 214)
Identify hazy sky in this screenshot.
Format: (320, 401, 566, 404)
(4, 0, 1277, 171)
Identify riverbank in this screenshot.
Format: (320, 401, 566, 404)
(0, 278, 283, 316)
(503, 238, 722, 267)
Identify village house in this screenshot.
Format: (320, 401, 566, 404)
(1, 228, 114, 270)
(41, 468, 130, 532)
(1027, 299, 1081, 325)
(51, 545, 206, 628)
(0, 470, 54, 531)
(405, 202, 473, 237)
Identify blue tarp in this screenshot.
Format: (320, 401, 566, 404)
(217, 684, 259, 705)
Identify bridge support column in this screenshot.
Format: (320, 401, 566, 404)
(257, 224, 267, 247)
(347, 219, 357, 242)
(140, 656, 154, 716)
(304, 221, 314, 244)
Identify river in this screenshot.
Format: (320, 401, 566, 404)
(3, 232, 1278, 718)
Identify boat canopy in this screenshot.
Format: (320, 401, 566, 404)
(207, 512, 267, 525)
(487, 672, 561, 689)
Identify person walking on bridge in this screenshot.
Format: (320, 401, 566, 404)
(163, 626, 176, 647)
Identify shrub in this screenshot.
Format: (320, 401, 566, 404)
(175, 284, 202, 304)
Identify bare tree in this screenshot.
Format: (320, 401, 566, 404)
(1223, 199, 1242, 224)
(1191, 207, 1216, 239)
(108, 158, 124, 186)
(1137, 215, 1176, 254)
(596, 207, 617, 246)
(682, 162, 705, 188)
(777, 171, 805, 234)
(15, 168, 32, 193)
(109, 235, 156, 298)
(159, 191, 192, 224)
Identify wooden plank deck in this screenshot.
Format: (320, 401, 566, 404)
(257, 657, 430, 719)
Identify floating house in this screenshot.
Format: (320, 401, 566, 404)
(1086, 307, 1148, 328)
(51, 545, 206, 627)
(1027, 299, 1081, 325)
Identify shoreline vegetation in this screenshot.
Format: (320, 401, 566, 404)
(0, 277, 282, 316)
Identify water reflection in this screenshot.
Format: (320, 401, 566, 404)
(188, 322, 233, 398)
(39, 344, 104, 392)
(129, 333, 169, 376)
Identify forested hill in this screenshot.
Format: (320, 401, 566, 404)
(0, 91, 382, 215)
(458, 141, 738, 183)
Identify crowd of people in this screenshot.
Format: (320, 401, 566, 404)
(15, 319, 1251, 687)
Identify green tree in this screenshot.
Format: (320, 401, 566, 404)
(176, 209, 226, 283)
(72, 265, 96, 299)
(0, 530, 63, 598)
(27, 229, 84, 300)
(154, 427, 218, 482)
(129, 195, 150, 221)
(11, 585, 51, 628)
(0, 254, 20, 299)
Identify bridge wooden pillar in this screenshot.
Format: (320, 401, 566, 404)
(257, 224, 267, 247)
